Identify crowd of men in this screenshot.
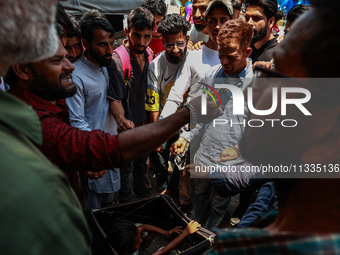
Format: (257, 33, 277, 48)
(1, 0, 340, 254)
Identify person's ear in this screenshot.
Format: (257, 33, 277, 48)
(125, 27, 129, 38)
(82, 38, 90, 51)
(268, 17, 275, 30)
(12, 64, 32, 81)
(186, 35, 190, 42)
(245, 47, 252, 58)
(301, 107, 340, 164)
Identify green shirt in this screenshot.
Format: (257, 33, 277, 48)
(0, 91, 91, 254)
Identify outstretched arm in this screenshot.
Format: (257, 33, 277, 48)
(138, 224, 182, 238)
(118, 97, 220, 164)
(153, 221, 201, 255)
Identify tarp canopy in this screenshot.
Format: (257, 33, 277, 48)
(60, 0, 143, 15)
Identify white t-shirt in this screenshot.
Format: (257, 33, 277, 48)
(145, 52, 188, 112)
(189, 25, 209, 44)
(160, 45, 220, 118)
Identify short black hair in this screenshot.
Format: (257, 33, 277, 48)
(127, 7, 155, 31)
(157, 13, 191, 37)
(142, 0, 167, 17)
(232, 0, 241, 11)
(107, 219, 139, 255)
(57, 3, 74, 37)
(80, 9, 114, 43)
(4, 66, 18, 88)
(67, 14, 81, 38)
(286, 4, 311, 23)
(246, 0, 278, 20)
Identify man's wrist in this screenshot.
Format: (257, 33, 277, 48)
(184, 102, 197, 131)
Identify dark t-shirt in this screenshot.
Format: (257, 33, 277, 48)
(107, 44, 149, 124)
(250, 38, 278, 63)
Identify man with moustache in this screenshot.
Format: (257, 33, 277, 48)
(189, 19, 253, 230)
(65, 14, 82, 63)
(189, 0, 210, 46)
(107, 7, 154, 200)
(245, 0, 278, 62)
(142, 0, 167, 59)
(160, 0, 233, 213)
(7, 38, 220, 212)
(65, 10, 120, 210)
(145, 13, 191, 191)
(0, 0, 92, 253)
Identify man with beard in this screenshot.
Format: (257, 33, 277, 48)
(107, 7, 154, 201)
(142, 0, 167, 59)
(245, 0, 278, 62)
(160, 0, 233, 213)
(0, 0, 92, 253)
(65, 10, 120, 210)
(188, 0, 210, 46)
(145, 13, 191, 192)
(7, 39, 220, 211)
(65, 14, 82, 63)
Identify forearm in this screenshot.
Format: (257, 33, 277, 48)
(118, 107, 190, 163)
(148, 111, 160, 123)
(109, 100, 126, 123)
(139, 224, 168, 237)
(154, 231, 189, 255)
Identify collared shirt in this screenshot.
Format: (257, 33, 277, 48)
(66, 55, 114, 132)
(192, 61, 253, 167)
(211, 228, 340, 254)
(250, 38, 278, 62)
(0, 90, 91, 254)
(66, 55, 120, 193)
(10, 87, 124, 192)
(107, 43, 149, 124)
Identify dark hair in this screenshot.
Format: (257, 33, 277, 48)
(4, 66, 18, 88)
(67, 14, 81, 38)
(157, 13, 191, 37)
(232, 0, 241, 11)
(245, 0, 278, 20)
(56, 23, 64, 39)
(127, 7, 155, 31)
(218, 19, 254, 49)
(57, 3, 74, 37)
(142, 0, 167, 17)
(80, 9, 114, 43)
(286, 4, 311, 23)
(107, 220, 139, 255)
(275, 10, 285, 23)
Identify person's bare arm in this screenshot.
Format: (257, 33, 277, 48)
(148, 111, 162, 152)
(138, 224, 182, 238)
(109, 100, 135, 133)
(152, 221, 201, 255)
(118, 97, 220, 164)
(148, 111, 160, 124)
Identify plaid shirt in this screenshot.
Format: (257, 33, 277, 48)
(211, 227, 340, 254)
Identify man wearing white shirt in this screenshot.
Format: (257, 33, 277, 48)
(161, 0, 233, 119)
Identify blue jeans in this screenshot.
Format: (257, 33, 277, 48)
(192, 179, 231, 230)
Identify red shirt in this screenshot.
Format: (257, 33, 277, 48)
(10, 87, 124, 191)
(148, 37, 165, 60)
